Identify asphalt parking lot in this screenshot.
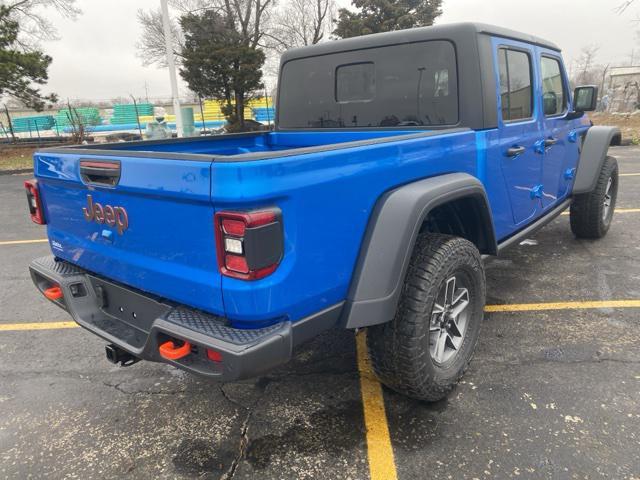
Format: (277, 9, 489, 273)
(1, 146, 639, 480)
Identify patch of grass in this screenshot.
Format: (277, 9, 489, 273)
(590, 112, 640, 144)
(0, 147, 36, 171)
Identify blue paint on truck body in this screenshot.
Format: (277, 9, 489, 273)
(33, 29, 588, 330)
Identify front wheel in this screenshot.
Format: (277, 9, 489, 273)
(570, 156, 618, 239)
(367, 234, 486, 402)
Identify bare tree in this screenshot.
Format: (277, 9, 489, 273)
(1, 0, 81, 47)
(136, 0, 274, 68)
(573, 45, 601, 86)
(136, 7, 184, 67)
(267, 0, 334, 53)
(615, 0, 636, 13)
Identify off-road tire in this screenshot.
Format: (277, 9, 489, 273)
(570, 156, 618, 239)
(367, 234, 485, 402)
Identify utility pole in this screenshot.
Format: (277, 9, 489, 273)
(130, 94, 143, 137)
(160, 0, 183, 137)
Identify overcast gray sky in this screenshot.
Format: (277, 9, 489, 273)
(41, 0, 639, 101)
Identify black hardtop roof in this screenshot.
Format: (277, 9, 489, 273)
(280, 22, 560, 63)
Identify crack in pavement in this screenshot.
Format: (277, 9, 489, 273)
(222, 405, 253, 480)
(101, 380, 186, 396)
(264, 369, 357, 382)
(475, 354, 640, 372)
(218, 381, 270, 480)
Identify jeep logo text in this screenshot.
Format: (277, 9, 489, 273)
(83, 194, 129, 235)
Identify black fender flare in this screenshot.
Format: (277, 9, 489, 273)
(573, 126, 621, 194)
(340, 173, 496, 329)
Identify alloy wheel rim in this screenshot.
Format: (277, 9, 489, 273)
(429, 275, 470, 365)
(602, 176, 613, 221)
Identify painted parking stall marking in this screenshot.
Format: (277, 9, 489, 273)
(0, 321, 77, 331)
(560, 207, 640, 216)
(0, 238, 48, 246)
(356, 331, 398, 480)
(485, 299, 640, 312)
(4, 299, 640, 480)
(5, 299, 640, 332)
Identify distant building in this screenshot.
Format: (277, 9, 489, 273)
(607, 66, 640, 112)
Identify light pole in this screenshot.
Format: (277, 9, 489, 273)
(160, 0, 184, 137)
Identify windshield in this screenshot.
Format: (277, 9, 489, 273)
(278, 40, 458, 129)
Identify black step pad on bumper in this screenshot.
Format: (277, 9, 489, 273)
(29, 256, 343, 381)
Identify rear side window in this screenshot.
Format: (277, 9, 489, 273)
(278, 40, 458, 128)
(540, 56, 566, 116)
(498, 48, 533, 121)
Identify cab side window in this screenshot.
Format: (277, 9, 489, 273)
(540, 56, 566, 116)
(498, 48, 533, 121)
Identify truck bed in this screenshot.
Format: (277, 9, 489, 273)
(34, 127, 474, 326)
(43, 130, 440, 161)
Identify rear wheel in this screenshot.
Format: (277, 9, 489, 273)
(367, 234, 485, 402)
(570, 156, 618, 239)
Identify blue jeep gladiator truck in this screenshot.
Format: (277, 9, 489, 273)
(26, 23, 621, 401)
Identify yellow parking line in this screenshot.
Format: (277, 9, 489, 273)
(4, 296, 640, 480)
(485, 299, 640, 312)
(0, 238, 48, 246)
(0, 321, 77, 331)
(6, 299, 640, 332)
(356, 331, 398, 480)
(620, 173, 640, 176)
(561, 208, 640, 216)
(354, 298, 640, 480)
(609, 208, 640, 213)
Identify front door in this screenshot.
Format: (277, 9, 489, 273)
(495, 41, 543, 226)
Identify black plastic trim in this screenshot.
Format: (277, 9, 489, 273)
(341, 173, 496, 329)
(244, 222, 283, 270)
(29, 256, 344, 381)
(573, 126, 621, 194)
(496, 198, 572, 253)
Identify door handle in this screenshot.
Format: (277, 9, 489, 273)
(506, 146, 526, 157)
(544, 137, 558, 147)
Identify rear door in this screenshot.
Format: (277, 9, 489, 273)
(35, 152, 224, 315)
(537, 50, 578, 207)
(494, 40, 543, 226)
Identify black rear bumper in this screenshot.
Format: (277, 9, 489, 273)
(29, 256, 342, 381)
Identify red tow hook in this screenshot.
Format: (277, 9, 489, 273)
(43, 286, 63, 301)
(159, 339, 192, 360)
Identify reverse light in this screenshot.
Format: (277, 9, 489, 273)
(224, 237, 243, 255)
(215, 208, 283, 280)
(24, 179, 46, 225)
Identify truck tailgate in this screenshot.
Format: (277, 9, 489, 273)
(34, 153, 223, 315)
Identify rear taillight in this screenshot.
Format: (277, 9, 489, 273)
(215, 208, 283, 280)
(24, 179, 46, 225)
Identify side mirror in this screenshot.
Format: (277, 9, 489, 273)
(574, 85, 598, 111)
(543, 92, 558, 116)
(566, 85, 598, 119)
